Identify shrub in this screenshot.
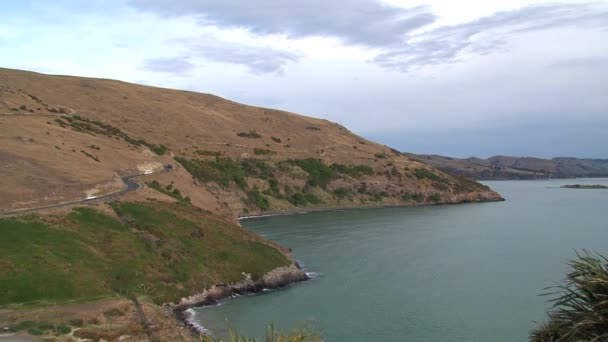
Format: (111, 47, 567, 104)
(333, 187, 351, 199)
(19, 105, 27, 110)
(80, 150, 100, 162)
(237, 131, 262, 138)
(253, 148, 275, 155)
(247, 189, 270, 210)
(530, 251, 608, 341)
(428, 193, 441, 203)
(291, 159, 335, 189)
(331, 164, 374, 178)
(271, 136, 282, 143)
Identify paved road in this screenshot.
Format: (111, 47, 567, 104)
(0, 170, 166, 216)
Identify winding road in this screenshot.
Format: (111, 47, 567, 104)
(0, 170, 167, 216)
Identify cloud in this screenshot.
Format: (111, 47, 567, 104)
(129, 0, 436, 47)
(374, 3, 608, 71)
(140, 57, 195, 75)
(173, 35, 299, 74)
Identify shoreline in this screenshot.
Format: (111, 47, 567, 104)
(239, 196, 506, 220)
(167, 263, 311, 338)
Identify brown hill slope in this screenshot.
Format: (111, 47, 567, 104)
(408, 153, 608, 180)
(0, 68, 502, 217)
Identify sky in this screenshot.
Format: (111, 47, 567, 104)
(1, 0, 607, 158)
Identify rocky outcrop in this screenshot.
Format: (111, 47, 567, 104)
(171, 264, 309, 313)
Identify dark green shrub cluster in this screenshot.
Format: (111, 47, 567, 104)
(333, 187, 351, 199)
(414, 168, 448, 183)
(402, 192, 425, 203)
(241, 159, 273, 179)
(247, 189, 270, 210)
(237, 130, 262, 138)
(196, 150, 223, 157)
(530, 251, 608, 341)
(427, 193, 441, 203)
(287, 193, 322, 206)
(271, 136, 282, 143)
(147, 181, 191, 203)
(253, 148, 276, 155)
(331, 163, 374, 178)
(290, 158, 336, 189)
(175, 157, 247, 188)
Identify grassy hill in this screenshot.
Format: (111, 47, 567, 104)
(0, 68, 502, 217)
(0, 68, 502, 340)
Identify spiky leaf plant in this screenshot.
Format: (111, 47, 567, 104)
(530, 251, 608, 341)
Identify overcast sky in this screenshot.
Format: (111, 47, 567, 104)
(2, 0, 607, 158)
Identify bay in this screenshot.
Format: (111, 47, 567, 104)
(192, 178, 608, 341)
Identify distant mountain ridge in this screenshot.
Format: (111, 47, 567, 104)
(406, 154, 608, 180)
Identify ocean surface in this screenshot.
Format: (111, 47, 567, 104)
(192, 178, 608, 341)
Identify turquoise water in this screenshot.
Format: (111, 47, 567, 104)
(192, 179, 608, 341)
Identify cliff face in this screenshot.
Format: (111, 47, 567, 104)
(408, 153, 608, 180)
(0, 68, 502, 217)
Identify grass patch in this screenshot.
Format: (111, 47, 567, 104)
(247, 189, 270, 210)
(0, 202, 290, 306)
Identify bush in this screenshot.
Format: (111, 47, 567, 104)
(237, 131, 261, 138)
(373, 152, 388, 159)
(247, 190, 270, 210)
(253, 148, 275, 155)
(291, 159, 335, 189)
(333, 187, 351, 199)
(331, 164, 374, 178)
(428, 193, 441, 203)
(271, 136, 282, 143)
(530, 251, 608, 341)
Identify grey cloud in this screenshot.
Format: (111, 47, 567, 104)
(375, 3, 608, 71)
(140, 57, 195, 75)
(175, 36, 299, 74)
(129, 0, 436, 47)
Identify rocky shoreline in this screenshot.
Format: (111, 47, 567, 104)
(167, 263, 310, 337)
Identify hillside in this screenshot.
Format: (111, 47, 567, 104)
(0, 68, 502, 340)
(0, 67, 501, 218)
(408, 154, 608, 180)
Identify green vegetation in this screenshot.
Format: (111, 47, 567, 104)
(287, 193, 322, 206)
(7, 321, 71, 337)
(427, 193, 441, 203)
(146, 180, 191, 203)
(333, 187, 351, 199)
(176, 157, 275, 189)
(530, 251, 608, 341)
(414, 168, 448, 183)
(200, 323, 321, 342)
(237, 131, 262, 138)
(253, 148, 276, 155)
(176, 156, 248, 189)
(247, 189, 270, 210)
(290, 158, 335, 189)
(271, 136, 282, 143)
(402, 192, 425, 203)
(331, 163, 374, 178)
(0, 202, 290, 305)
(451, 175, 490, 193)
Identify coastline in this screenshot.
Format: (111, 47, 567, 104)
(239, 195, 505, 220)
(167, 263, 310, 338)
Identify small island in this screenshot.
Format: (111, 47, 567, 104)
(561, 184, 608, 189)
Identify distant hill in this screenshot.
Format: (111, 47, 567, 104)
(406, 154, 608, 180)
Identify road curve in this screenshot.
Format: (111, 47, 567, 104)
(0, 170, 166, 216)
